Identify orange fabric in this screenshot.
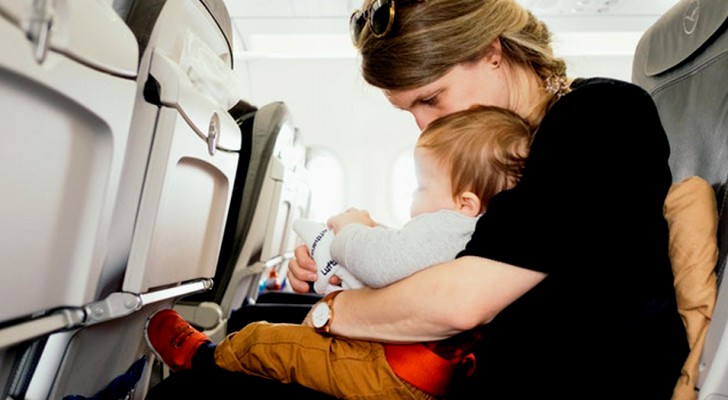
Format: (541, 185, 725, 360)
(383, 343, 462, 396)
(664, 176, 719, 400)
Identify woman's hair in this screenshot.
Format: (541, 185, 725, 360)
(417, 105, 531, 212)
(356, 0, 568, 122)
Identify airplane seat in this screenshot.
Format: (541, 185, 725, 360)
(222, 133, 319, 333)
(173, 103, 260, 310)
(0, 1, 243, 398)
(632, 0, 728, 398)
(106, 0, 242, 397)
(0, 0, 139, 397)
(173, 101, 312, 343)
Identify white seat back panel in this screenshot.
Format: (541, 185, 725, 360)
(0, 15, 137, 322)
(122, 105, 239, 293)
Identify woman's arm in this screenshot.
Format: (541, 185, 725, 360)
(304, 255, 546, 342)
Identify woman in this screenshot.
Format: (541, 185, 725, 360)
(287, 0, 688, 398)
(147, 0, 688, 398)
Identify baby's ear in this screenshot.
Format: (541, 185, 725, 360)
(457, 192, 482, 217)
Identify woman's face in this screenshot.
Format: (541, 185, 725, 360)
(384, 56, 509, 130)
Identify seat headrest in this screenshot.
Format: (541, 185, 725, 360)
(639, 0, 728, 77)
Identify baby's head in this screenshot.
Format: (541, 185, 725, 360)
(412, 105, 532, 218)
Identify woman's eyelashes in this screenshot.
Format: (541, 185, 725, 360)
(419, 95, 439, 106)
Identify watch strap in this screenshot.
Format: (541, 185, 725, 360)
(315, 290, 344, 334)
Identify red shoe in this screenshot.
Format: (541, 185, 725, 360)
(144, 309, 210, 371)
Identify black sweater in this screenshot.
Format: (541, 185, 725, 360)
(455, 78, 689, 400)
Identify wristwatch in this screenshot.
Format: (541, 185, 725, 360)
(312, 290, 344, 334)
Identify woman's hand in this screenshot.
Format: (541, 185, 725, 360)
(287, 244, 319, 294)
(287, 244, 344, 293)
(327, 208, 376, 234)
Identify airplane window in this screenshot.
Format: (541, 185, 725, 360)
(390, 148, 416, 226)
(305, 148, 345, 223)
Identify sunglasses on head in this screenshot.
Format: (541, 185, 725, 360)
(349, 0, 425, 45)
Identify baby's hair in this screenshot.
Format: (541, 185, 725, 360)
(417, 105, 532, 212)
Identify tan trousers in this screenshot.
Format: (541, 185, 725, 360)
(214, 321, 435, 400)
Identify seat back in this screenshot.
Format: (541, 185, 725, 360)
(176, 101, 309, 342)
(0, 0, 139, 397)
(0, 0, 138, 328)
(632, 0, 728, 397)
(121, 0, 240, 294)
(0, 1, 242, 398)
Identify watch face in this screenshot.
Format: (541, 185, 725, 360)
(312, 302, 330, 328)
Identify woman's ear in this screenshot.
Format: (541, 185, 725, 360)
(482, 38, 502, 68)
(457, 191, 482, 217)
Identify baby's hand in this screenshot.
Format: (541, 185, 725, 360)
(327, 208, 376, 234)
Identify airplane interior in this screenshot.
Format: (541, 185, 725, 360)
(0, 0, 727, 398)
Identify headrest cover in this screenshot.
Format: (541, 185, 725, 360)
(641, 0, 728, 76)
